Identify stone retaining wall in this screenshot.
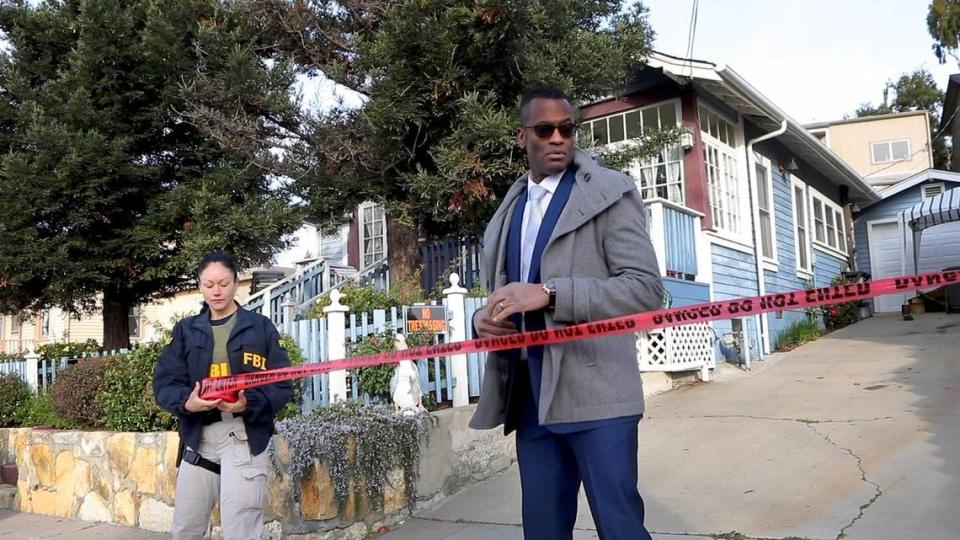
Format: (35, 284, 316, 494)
(0, 405, 515, 538)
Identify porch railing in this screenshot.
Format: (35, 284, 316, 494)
(645, 199, 703, 280)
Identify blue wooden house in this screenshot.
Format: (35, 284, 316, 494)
(852, 169, 960, 313)
(581, 52, 881, 364)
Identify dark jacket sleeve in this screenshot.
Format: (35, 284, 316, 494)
(153, 320, 193, 416)
(242, 321, 294, 421)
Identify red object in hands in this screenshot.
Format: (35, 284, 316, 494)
(201, 390, 239, 403)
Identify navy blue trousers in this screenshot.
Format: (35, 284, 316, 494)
(513, 385, 651, 539)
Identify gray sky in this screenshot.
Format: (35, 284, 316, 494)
(643, 0, 956, 124)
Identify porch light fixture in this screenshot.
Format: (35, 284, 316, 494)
(779, 157, 800, 174)
(679, 127, 695, 151)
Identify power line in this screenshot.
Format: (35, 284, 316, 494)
(683, 0, 699, 77)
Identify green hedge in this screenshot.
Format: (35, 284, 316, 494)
(0, 374, 31, 427)
(51, 358, 113, 428)
(98, 342, 177, 432)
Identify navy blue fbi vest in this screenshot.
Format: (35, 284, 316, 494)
(505, 167, 639, 434)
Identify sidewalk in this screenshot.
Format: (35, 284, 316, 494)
(383, 313, 960, 540)
(0, 509, 168, 539)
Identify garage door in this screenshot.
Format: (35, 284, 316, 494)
(869, 221, 905, 313)
(869, 220, 960, 312)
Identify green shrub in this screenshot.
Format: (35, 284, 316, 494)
(36, 339, 100, 360)
(824, 277, 860, 330)
(99, 342, 176, 432)
(307, 283, 393, 319)
(17, 390, 75, 429)
(275, 334, 306, 422)
(51, 358, 112, 428)
(776, 319, 823, 352)
(349, 332, 432, 398)
(0, 373, 31, 427)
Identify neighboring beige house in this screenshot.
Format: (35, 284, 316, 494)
(805, 110, 933, 191)
(0, 271, 265, 354)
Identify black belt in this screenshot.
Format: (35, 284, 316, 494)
(182, 448, 221, 475)
(200, 411, 234, 425)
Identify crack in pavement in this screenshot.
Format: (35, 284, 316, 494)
(805, 424, 882, 540)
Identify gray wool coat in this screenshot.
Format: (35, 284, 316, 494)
(469, 149, 665, 431)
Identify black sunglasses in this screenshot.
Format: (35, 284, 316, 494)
(524, 122, 577, 140)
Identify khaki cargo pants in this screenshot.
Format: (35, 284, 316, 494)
(171, 414, 270, 540)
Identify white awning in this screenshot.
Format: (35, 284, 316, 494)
(903, 187, 960, 232)
(901, 187, 960, 276)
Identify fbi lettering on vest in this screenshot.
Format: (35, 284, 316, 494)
(406, 306, 447, 333)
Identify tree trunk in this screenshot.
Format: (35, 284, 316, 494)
(101, 288, 131, 351)
(386, 215, 421, 290)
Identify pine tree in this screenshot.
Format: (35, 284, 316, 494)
(187, 0, 669, 281)
(0, 0, 301, 348)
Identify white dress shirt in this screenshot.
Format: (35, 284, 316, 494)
(520, 170, 565, 283)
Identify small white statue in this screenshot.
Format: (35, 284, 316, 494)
(390, 333, 425, 415)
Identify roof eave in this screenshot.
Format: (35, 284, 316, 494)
(716, 66, 882, 204)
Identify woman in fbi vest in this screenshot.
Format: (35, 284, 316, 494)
(153, 251, 292, 540)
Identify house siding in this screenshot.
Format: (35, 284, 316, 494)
(710, 243, 760, 361)
(852, 179, 960, 275)
(761, 166, 814, 348)
(754, 156, 850, 350)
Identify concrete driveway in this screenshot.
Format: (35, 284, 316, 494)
(383, 313, 960, 540)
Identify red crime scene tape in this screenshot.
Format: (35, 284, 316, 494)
(199, 270, 957, 401)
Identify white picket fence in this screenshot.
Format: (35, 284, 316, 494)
(281, 272, 714, 415)
(283, 274, 488, 414)
(0, 349, 128, 392)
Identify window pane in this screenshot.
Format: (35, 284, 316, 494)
(755, 163, 770, 211)
(659, 103, 677, 128)
(760, 210, 774, 259)
(609, 115, 625, 143)
(891, 140, 909, 160)
(825, 210, 836, 248)
(836, 210, 847, 252)
(794, 187, 806, 227)
(579, 123, 593, 146)
(625, 111, 642, 139)
(642, 107, 658, 133)
(813, 199, 825, 242)
(872, 142, 891, 163)
(594, 119, 609, 145)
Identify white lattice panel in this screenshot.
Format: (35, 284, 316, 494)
(637, 323, 715, 373)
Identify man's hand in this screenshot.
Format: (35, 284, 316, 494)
(475, 308, 519, 337)
(217, 390, 247, 414)
(488, 283, 550, 323)
(184, 382, 222, 413)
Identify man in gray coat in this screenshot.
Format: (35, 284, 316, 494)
(470, 85, 664, 540)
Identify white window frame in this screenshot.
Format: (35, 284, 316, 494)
(585, 99, 686, 205)
(129, 306, 141, 338)
(359, 202, 387, 269)
(808, 187, 848, 259)
(922, 182, 945, 199)
(753, 153, 778, 269)
(700, 103, 749, 245)
(790, 176, 813, 279)
(870, 138, 911, 164)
